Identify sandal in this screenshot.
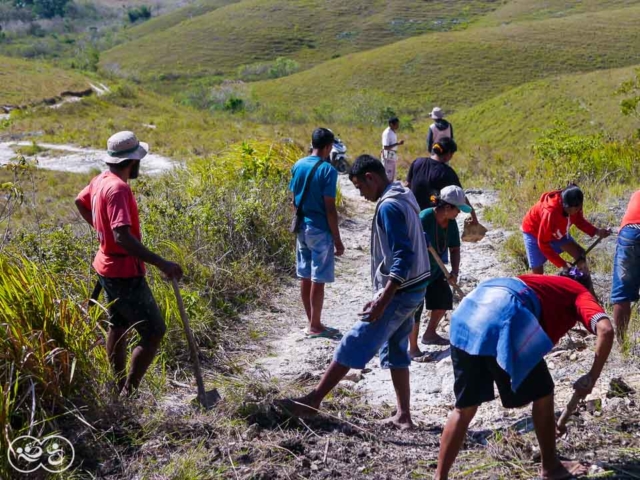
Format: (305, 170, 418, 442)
(306, 329, 342, 340)
(410, 351, 435, 363)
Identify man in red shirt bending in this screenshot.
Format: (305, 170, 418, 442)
(76, 131, 183, 397)
(521, 185, 610, 274)
(435, 273, 614, 480)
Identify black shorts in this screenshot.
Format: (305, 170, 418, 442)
(98, 275, 166, 340)
(451, 346, 554, 409)
(413, 274, 453, 322)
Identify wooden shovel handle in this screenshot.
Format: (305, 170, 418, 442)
(172, 279, 208, 408)
(427, 245, 465, 298)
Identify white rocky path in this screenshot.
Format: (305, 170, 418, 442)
(254, 176, 640, 430)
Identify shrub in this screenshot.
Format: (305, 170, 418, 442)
(127, 5, 151, 23)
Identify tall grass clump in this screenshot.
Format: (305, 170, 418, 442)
(0, 255, 110, 477)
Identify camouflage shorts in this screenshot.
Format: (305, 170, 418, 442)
(97, 275, 166, 340)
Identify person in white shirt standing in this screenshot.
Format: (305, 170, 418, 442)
(381, 117, 404, 182)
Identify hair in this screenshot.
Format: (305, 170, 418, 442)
(107, 159, 136, 170)
(388, 117, 399, 125)
(348, 154, 387, 181)
(432, 137, 457, 156)
(561, 184, 584, 208)
(558, 267, 591, 289)
(311, 127, 335, 150)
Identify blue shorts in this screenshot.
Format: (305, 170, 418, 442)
(296, 225, 335, 283)
(522, 232, 572, 269)
(333, 288, 425, 370)
(611, 226, 640, 304)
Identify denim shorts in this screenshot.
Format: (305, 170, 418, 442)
(611, 226, 640, 304)
(522, 232, 572, 269)
(333, 288, 426, 370)
(296, 225, 335, 283)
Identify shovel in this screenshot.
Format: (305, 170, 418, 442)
(427, 245, 465, 299)
(461, 217, 488, 243)
(570, 235, 604, 267)
(171, 279, 221, 410)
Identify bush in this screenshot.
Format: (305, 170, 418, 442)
(127, 5, 151, 23)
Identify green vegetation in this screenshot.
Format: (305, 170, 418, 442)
(100, 0, 501, 81)
(1, 0, 71, 19)
(127, 5, 151, 23)
(251, 6, 640, 123)
(0, 55, 90, 105)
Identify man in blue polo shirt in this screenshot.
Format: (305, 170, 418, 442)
(289, 128, 345, 339)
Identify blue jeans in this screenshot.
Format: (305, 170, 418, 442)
(333, 288, 426, 370)
(522, 232, 572, 269)
(296, 225, 335, 283)
(611, 226, 640, 304)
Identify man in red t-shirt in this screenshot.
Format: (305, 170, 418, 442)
(435, 273, 614, 480)
(76, 131, 183, 397)
(611, 190, 640, 343)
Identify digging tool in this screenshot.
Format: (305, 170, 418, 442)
(171, 278, 220, 410)
(427, 245, 465, 298)
(570, 236, 604, 267)
(556, 390, 583, 436)
(461, 217, 488, 243)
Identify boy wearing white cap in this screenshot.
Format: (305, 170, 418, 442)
(75, 131, 183, 397)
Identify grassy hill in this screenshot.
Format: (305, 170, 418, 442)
(0, 56, 90, 107)
(475, 0, 640, 26)
(99, 0, 501, 80)
(250, 5, 640, 123)
(451, 64, 640, 150)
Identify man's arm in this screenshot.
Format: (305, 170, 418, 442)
(384, 141, 404, 151)
(75, 198, 93, 227)
(113, 225, 183, 279)
(324, 196, 344, 256)
(574, 317, 614, 396)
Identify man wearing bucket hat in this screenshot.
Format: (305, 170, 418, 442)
(427, 107, 454, 154)
(75, 131, 183, 397)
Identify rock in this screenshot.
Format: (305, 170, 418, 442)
(607, 377, 636, 398)
(343, 372, 363, 383)
(548, 361, 556, 370)
(586, 398, 602, 414)
(606, 397, 624, 411)
(570, 352, 578, 361)
(243, 423, 260, 441)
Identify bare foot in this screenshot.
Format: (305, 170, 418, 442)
(542, 460, 588, 480)
(421, 333, 450, 346)
(410, 350, 436, 363)
(275, 396, 320, 418)
(381, 413, 414, 431)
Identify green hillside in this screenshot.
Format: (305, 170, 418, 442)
(119, 0, 242, 42)
(0, 56, 90, 106)
(451, 64, 640, 150)
(100, 0, 501, 80)
(476, 0, 640, 26)
(250, 6, 640, 122)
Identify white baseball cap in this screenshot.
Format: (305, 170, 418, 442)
(440, 185, 472, 213)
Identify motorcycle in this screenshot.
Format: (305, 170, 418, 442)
(329, 136, 350, 174)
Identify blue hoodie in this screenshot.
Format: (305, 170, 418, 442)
(371, 182, 431, 293)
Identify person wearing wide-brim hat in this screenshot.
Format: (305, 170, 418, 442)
(75, 130, 183, 398)
(427, 107, 454, 154)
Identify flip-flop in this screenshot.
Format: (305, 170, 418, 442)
(411, 352, 436, 363)
(306, 329, 342, 340)
(421, 336, 450, 346)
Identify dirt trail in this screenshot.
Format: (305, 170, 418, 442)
(255, 176, 640, 431)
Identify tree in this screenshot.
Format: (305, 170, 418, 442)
(617, 68, 640, 120)
(12, 0, 70, 18)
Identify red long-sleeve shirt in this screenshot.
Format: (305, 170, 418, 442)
(521, 190, 597, 268)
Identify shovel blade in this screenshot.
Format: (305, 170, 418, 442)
(191, 388, 222, 410)
(461, 218, 487, 243)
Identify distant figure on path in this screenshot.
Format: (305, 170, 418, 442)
(381, 116, 404, 181)
(289, 127, 344, 339)
(75, 131, 183, 397)
(280, 155, 430, 429)
(434, 273, 614, 480)
(611, 190, 640, 344)
(427, 107, 453, 154)
(406, 137, 478, 222)
(521, 185, 611, 275)
(409, 186, 469, 360)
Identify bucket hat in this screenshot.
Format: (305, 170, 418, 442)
(105, 131, 149, 164)
(430, 107, 444, 120)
